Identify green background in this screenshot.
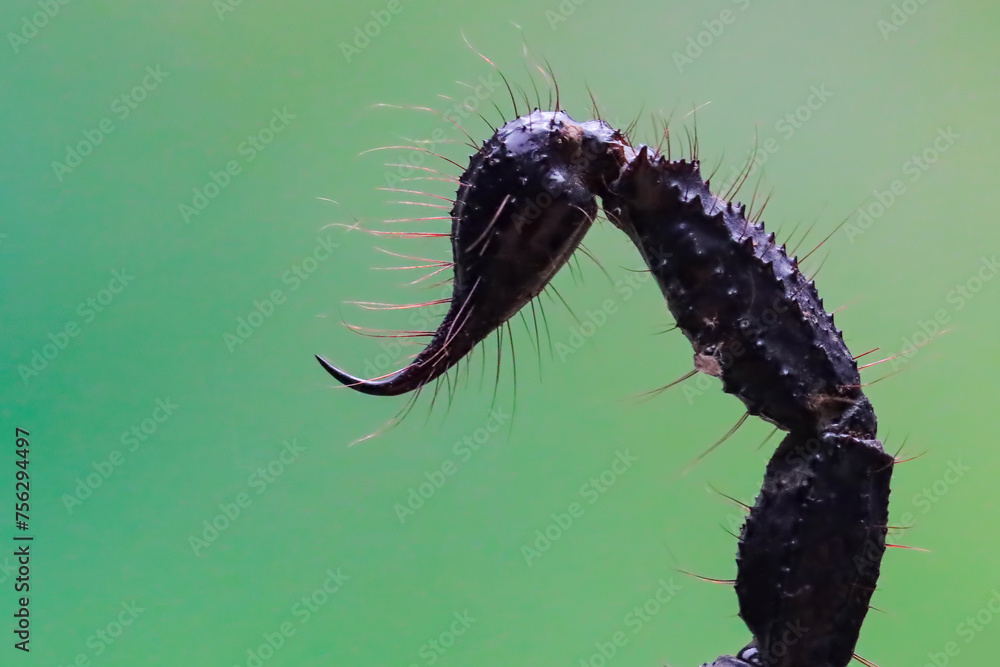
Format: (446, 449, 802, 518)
(2, 1, 998, 665)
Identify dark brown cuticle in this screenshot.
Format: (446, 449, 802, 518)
(319, 104, 895, 667)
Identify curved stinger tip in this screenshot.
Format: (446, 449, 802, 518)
(314, 354, 408, 397)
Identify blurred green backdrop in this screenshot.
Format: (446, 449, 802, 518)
(2, 1, 999, 665)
